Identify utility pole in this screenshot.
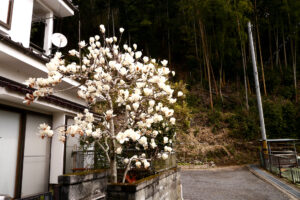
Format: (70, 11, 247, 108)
(247, 22, 268, 156)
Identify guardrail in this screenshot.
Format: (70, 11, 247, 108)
(16, 192, 52, 200)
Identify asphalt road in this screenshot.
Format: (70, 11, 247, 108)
(180, 166, 290, 200)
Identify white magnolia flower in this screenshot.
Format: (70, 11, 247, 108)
(138, 136, 148, 146)
(143, 88, 153, 96)
(150, 139, 157, 148)
(152, 130, 159, 137)
(119, 67, 128, 76)
(162, 153, 168, 160)
(169, 98, 177, 104)
(126, 105, 131, 110)
(106, 110, 114, 118)
(99, 24, 105, 33)
(157, 153, 162, 159)
(69, 49, 78, 56)
(149, 100, 155, 107)
(92, 130, 100, 138)
(178, 91, 183, 97)
(164, 146, 172, 153)
(133, 44, 137, 50)
(124, 158, 129, 164)
(135, 161, 142, 168)
(89, 37, 95, 43)
(132, 102, 140, 111)
(135, 51, 142, 59)
(143, 56, 149, 63)
(79, 41, 86, 48)
(170, 117, 176, 125)
(163, 137, 169, 144)
(116, 147, 122, 154)
(161, 60, 168, 66)
(143, 160, 150, 168)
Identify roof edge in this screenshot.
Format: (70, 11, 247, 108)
(62, 0, 79, 12)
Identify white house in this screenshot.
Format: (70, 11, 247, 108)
(0, 0, 86, 199)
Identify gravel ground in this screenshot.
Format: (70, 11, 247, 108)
(181, 166, 290, 200)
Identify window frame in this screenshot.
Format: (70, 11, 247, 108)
(0, 0, 14, 30)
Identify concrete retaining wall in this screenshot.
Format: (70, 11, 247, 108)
(107, 168, 182, 200)
(58, 169, 108, 200)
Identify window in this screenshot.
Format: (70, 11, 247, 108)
(30, 1, 53, 55)
(0, 0, 13, 29)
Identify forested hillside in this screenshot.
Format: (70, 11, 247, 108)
(55, 0, 300, 164)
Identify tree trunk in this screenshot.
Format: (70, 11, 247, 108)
(255, 0, 267, 96)
(256, 22, 267, 95)
(110, 153, 117, 183)
(193, 17, 199, 58)
(291, 39, 298, 102)
(275, 28, 279, 67)
(242, 43, 249, 110)
(237, 18, 249, 110)
(199, 20, 213, 109)
(268, 24, 274, 70)
(112, 9, 115, 36)
(167, 0, 171, 66)
(108, 95, 117, 183)
(210, 64, 219, 96)
(247, 76, 252, 95)
(219, 62, 224, 104)
(282, 31, 288, 69)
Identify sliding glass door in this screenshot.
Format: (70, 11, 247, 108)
(21, 113, 51, 197)
(0, 110, 21, 198)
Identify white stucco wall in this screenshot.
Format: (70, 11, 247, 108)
(0, 0, 34, 47)
(0, 42, 86, 106)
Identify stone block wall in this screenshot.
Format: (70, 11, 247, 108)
(107, 168, 182, 200)
(58, 169, 108, 200)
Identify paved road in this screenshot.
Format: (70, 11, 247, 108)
(181, 166, 290, 200)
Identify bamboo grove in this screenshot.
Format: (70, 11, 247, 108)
(57, 0, 300, 111)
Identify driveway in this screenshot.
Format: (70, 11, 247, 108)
(181, 166, 290, 200)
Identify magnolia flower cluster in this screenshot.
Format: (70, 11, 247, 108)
(38, 123, 54, 138)
(25, 25, 183, 171)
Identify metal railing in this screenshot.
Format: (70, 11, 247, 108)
(260, 152, 300, 184)
(16, 192, 52, 200)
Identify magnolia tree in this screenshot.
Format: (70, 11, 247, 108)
(24, 25, 183, 183)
